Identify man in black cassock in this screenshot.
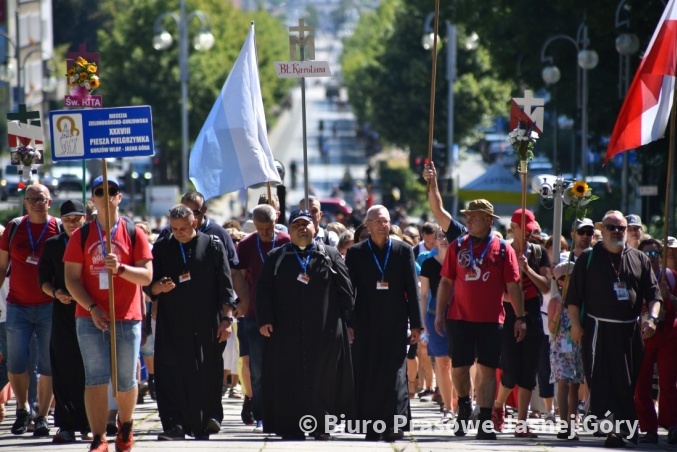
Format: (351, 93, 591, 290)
(38, 200, 89, 442)
(147, 204, 235, 440)
(257, 209, 354, 441)
(567, 211, 661, 448)
(345, 205, 421, 442)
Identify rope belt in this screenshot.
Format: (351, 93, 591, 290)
(587, 313, 637, 384)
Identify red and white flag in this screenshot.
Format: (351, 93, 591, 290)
(605, 0, 677, 162)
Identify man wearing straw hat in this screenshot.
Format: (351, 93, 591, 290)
(65, 176, 153, 452)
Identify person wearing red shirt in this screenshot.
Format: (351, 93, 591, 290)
(64, 176, 153, 452)
(435, 199, 525, 440)
(0, 184, 60, 436)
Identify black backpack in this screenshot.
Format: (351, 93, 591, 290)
(78, 216, 137, 250)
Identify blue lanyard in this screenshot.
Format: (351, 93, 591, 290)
(292, 243, 313, 274)
(257, 232, 276, 263)
(179, 242, 188, 265)
(367, 237, 391, 281)
(95, 220, 120, 258)
(469, 235, 494, 267)
(26, 216, 51, 255)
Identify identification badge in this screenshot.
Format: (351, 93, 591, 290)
(560, 338, 573, 353)
(297, 273, 310, 284)
(99, 272, 109, 290)
(179, 272, 191, 283)
(26, 255, 39, 265)
(614, 281, 630, 301)
(376, 281, 389, 290)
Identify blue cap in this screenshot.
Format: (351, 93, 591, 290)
(289, 209, 312, 224)
(91, 175, 120, 194)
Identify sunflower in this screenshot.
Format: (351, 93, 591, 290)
(76, 57, 87, 67)
(572, 180, 589, 198)
(87, 64, 97, 73)
(79, 72, 88, 81)
(67, 68, 76, 77)
(89, 76, 100, 89)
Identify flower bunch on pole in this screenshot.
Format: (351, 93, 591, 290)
(12, 142, 41, 181)
(66, 56, 100, 99)
(508, 120, 539, 173)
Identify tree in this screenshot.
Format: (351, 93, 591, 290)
(96, 0, 293, 184)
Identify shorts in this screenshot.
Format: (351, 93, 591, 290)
(500, 301, 544, 390)
(238, 317, 249, 357)
(140, 330, 155, 358)
(425, 312, 449, 357)
(76, 318, 141, 392)
(5, 303, 52, 375)
(447, 319, 502, 368)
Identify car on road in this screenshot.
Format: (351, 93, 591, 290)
(319, 197, 353, 222)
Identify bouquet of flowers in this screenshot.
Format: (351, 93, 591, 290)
(508, 121, 539, 164)
(563, 179, 599, 220)
(66, 57, 100, 95)
(15, 143, 40, 165)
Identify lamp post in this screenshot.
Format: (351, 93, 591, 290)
(422, 14, 458, 214)
(153, 0, 214, 194)
(615, 0, 640, 214)
(541, 22, 598, 181)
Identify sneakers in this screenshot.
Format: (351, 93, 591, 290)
(241, 396, 255, 425)
(11, 408, 36, 435)
(158, 424, 185, 440)
(89, 434, 109, 452)
(544, 411, 557, 423)
(33, 415, 50, 437)
(441, 410, 454, 424)
(514, 422, 538, 438)
(115, 420, 134, 452)
(253, 420, 264, 433)
(418, 389, 433, 402)
(229, 385, 243, 399)
(106, 421, 118, 436)
(455, 398, 472, 437)
(53, 428, 76, 443)
(491, 406, 505, 432)
(476, 410, 497, 440)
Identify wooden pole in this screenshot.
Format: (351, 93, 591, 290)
(660, 87, 677, 300)
(426, 0, 441, 191)
(266, 181, 273, 206)
(101, 159, 118, 396)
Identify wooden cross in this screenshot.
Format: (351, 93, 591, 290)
(288, 19, 315, 61)
(7, 104, 40, 125)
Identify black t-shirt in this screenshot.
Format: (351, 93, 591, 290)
(420, 257, 443, 313)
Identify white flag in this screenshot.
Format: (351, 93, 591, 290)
(189, 24, 281, 199)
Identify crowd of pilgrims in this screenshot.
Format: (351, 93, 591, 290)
(0, 178, 675, 450)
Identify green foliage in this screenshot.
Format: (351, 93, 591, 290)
(0, 205, 22, 226)
(96, 0, 293, 183)
(377, 158, 426, 212)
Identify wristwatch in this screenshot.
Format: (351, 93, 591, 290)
(221, 316, 234, 325)
(118, 264, 126, 275)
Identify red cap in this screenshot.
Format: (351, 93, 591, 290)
(511, 209, 538, 233)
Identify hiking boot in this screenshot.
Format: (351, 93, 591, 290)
(492, 406, 505, 432)
(241, 395, 255, 425)
(454, 398, 472, 437)
(158, 424, 185, 441)
(89, 434, 109, 452)
(11, 408, 35, 435)
(115, 420, 134, 452)
(53, 428, 76, 443)
(33, 415, 50, 437)
(476, 410, 497, 440)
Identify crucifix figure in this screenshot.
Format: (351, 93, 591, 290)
(289, 19, 315, 61)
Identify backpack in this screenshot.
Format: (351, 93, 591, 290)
(78, 216, 137, 251)
(274, 241, 337, 276)
(7, 215, 63, 250)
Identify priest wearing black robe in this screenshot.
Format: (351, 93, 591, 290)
(257, 209, 355, 440)
(345, 204, 422, 442)
(148, 204, 235, 440)
(567, 211, 662, 448)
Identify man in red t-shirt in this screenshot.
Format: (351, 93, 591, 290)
(435, 199, 524, 440)
(0, 184, 60, 436)
(64, 176, 153, 452)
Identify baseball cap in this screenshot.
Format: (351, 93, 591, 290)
(60, 199, 86, 217)
(575, 218, 594, 230)
(511, 209, 538, 232)
(461, 199, 500, 219)
(553, 261, 575, 279)
(665, 236, 677, 249)
(289, 209, 312, 224)
(626, 214, 642, 227)
(91, 175, 120, 194)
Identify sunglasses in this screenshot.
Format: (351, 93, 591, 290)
(603, 224, 627, 233)
(644, 250, 661, 259)
(577, 229, 594, 236)
(93, 187, 120, 197)
(192, 209, 204, 216)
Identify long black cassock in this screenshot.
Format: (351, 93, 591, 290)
(345, 238, 421, 433)
(256, 243, 355, 436)
(148, 232, 234, 437)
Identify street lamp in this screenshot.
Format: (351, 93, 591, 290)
(541, 22, 598, 181)
(615, 0, 640, 214)
(153, 0, 214, 194)
(423, 13, 459, 215)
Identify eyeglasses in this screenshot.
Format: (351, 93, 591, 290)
(93, 187, 120, 197)
(644, 250, 661, 259)
(603, 224, 627, 233)
(25, 197, 49, 205)
(192, 209, 204, 216)
(577, 229, 594, 236)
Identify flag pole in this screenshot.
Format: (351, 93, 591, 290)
(659, 87, 677, 293)
(101, 159, 118, 396)
(426, 0, 441, 192)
